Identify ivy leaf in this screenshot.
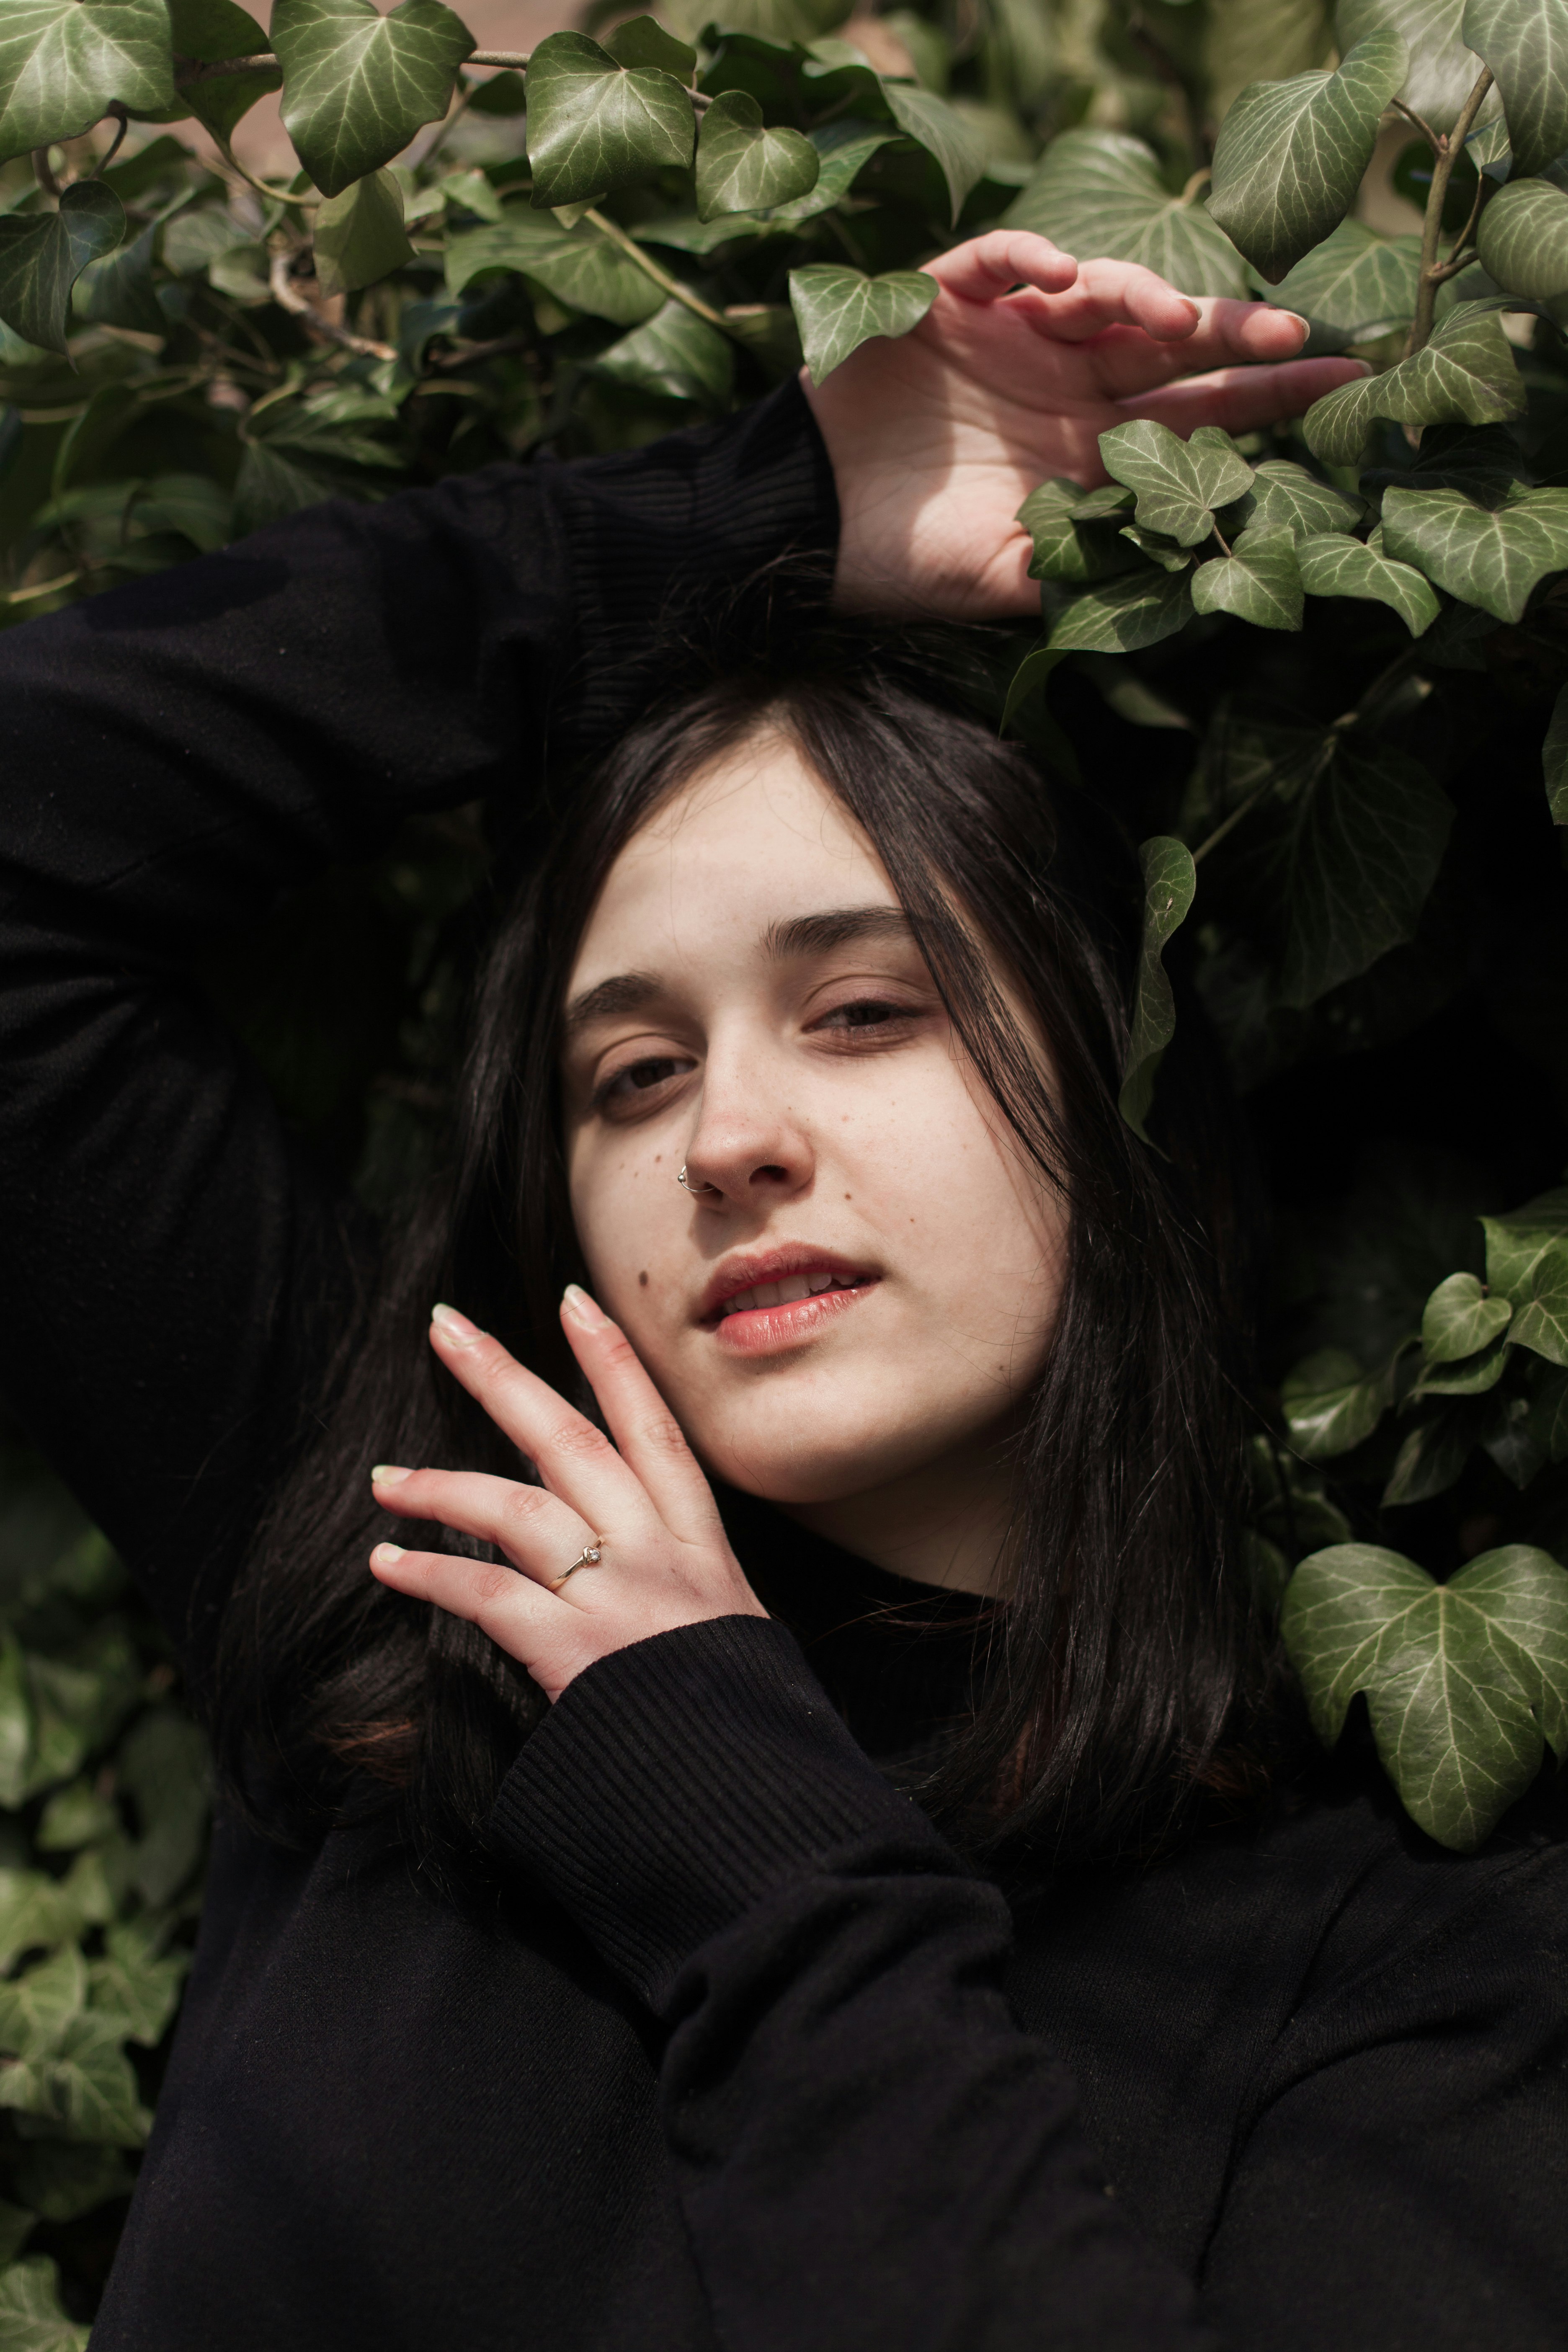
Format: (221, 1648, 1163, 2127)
(1337, 0, 1506, 137)
(594, 297, 733, 407)
(522, 29, 694, 211)
(0, 2010, 147, 2146)
(0, 1948, 86, 2061)
(1421, 1269, 1513, 1361)
(880, 83, 985, 227)
(0, 183, 125, 357)
(185, 57, 281, 144)
(88, 1921, 188, 2046)
(312, 168, 412, 295)
(1015, 477, 1140, 584)
(166, 0, 267, 61)
(1411, 1330, 1509, 1398)
(1209, 27, 1407, 282)
(117, 1710, 208, 1908)
(998, 642, 1066, 737)
(1118, 522, 1194, 572)
(1281, 1541, 1568, 1848)
(765, 120, 899, 226)
(1380, 482, 1568, 622)
(1119, 836, 1197, 1147)
(74, 216, 163, 337)
(1044, 564, 1194, 653)
(1531, 1366, 1568, 1460)
(1480, 1388, 1547, 1488)
(0, 2257, 90, 2352)
(271, 0, 474, 199)
(1003, 128, 1248, 300)
(1480, 1186, 1568, 1296)
(1097, 418, 1253, 544)
(1544, 682, 1568, 823)
(1475, 177, 1568, 299)
(696, 91, 818, 220)
(1502, 1242, 1568, 1368)
(0, 0, 176, 162)
(0, 1639, 31, 1812)
(1460, 0, 1568, 179)
(788, 262, 936, 383)
(1302, 301, 1525, 465)
(446, 212, 663, 325)
(1269, 217, 1421, 340)
(1225, 457, 1363, 540)
(1282, 1346, 1396, 1457)
(601, 14, 696, 75)
(1295, 531, 1441, 633)
(1382, 1398, 1484, 1503)
(1191, 524, 1304, 628)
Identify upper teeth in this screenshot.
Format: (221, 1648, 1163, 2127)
(721, 1272, 854, 1317)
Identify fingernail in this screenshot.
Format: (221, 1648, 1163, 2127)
(371, 1543, 405, 1565)
(371, 1464, 413, 1487)
(431, 1302, 480, 1342)
(562, 1283, 609, 1330)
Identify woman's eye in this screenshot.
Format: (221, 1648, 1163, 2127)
(816, 998, 912, 1032)
(596, 1055, 691, 1113)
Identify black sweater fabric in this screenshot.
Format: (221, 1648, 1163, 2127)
(0, 382, 1564, 2352)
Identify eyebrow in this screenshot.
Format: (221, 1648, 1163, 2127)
(562, 905, 914, 1041)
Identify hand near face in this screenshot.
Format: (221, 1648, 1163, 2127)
(368, 1296, 764, 1702)
(804, 227, 1368, 620)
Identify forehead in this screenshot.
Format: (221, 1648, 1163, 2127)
(567, 730, 898, 992)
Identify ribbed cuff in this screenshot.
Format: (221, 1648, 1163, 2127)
(487, 1616, 954, 2009)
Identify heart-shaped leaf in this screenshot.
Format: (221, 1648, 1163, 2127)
(1545, 683, 1568, 823)
(594, 296, 734, 407)
(1098, 418, 1253, 545)
(1460, 0, 1568, 179)
(1295, 532, 1440, 634)
(1118, 522, 1195, 572)
(1119, 836, 1197, 1147)
(524, 29, 694, 211)
(272, 0, 474, 198)
(1268, 217, 1420, 340)
(0, 181, 125, 356)
(446, 211, 664, 325)
(1191, 524, 1304, 628)
(1045, 564, 1194, 653)
(881, 82, 985, 227)
(1303, 300, 1525, 465)
(696, 90, 818, 220)
(1381, 482, 1568, 622)
(1283, 1346, 1397, 1457)
(1209, 26, 1408, 282)
(768, 120, 898, 225)
(1282, 1540, 1568, 1848)
(1004, 127, 1248, 299)
(312, 166, 412, 294)
(788, 261, 935, 383)
(1475, 177, 1568, 299)
(1421, 1270, 1514, 1362)
(1500, 1240, 1568, 1368)
(601, 14, 696, 76)
(1016, 477, 1142, 584)
(0, 0, 176, 162)
(1225, 458, 1364, 540)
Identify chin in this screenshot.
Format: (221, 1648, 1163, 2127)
(693, 1408, 956, 1510)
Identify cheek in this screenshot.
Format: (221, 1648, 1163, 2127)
(567, 1141, 689, 1351)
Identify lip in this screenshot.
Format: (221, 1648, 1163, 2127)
(696, 1244, 879, 1355)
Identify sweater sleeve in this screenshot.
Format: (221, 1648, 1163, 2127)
(489, 1616, 1217, 2352)
(0, 384, 836, 1657)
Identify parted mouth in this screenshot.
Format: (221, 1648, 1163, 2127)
(697, 1246, 878, 1326)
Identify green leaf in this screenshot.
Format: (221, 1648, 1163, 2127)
(73, 216, 162, 337)
(0, 1642, 30, 1813)
(0, 0, 176, 161)
(312, 167, 412, 295)
(1382, 1399, 1483, 1501)
(0, 2256, 90, 2351)
(34, 1779, 117, 1853)
(1003, 128, 1249, 301)
(1303, 301, 1525, 465)
(1209, 27, 1407, 283)
(1412, 1330, 1509, 1396)
(767, 119, 899, 225)
(1225, 457, 1363, 540)
(0, 183, 125, 358)
(523, 29, 694, 211)
(1015, 476, 1140, 584)
(1480, 1388, 1547, 1488)
(272, 0, 474, 199)
(1480, 1186, 1568, 1297)
(1269, 218, 1420, 339)
(1338, 0, 1505, 136)
(1544, 682, 1568, 823)
(1097, 418, 1253, 545)
(880, 83, 984, 227)
(1460, 0, 1568, 179)
(1380, 482, 1568, 622)
(1191, 524, 1304, 628)
(998, 642, 1065, 736)
(0, 2011, 146, 2146)
(12, 2139, 132, 2225)
(1119, 836, 1197, 1147)
(601, 14, 696, 76)
(446, 213, 664, 325)
(1118, 523, 1194, 572)
(88, 1920, 188, 2046)
(51, 382, 138, 497)
(1044, 565, 1194, 653)
(117, 1710, 207, 1907)
(1295, 531, 1441, 633)
(1281, 1541, 1568, 1847)
(695, 90, 818, 220)
(593, 296, 733, 406)
(184, 54, 281, 142)
(1282, 1346, 1395, 1457)
(1421, 1269, 1513, 1360)
(1530, 1365, 1568, 1460)
(167, 0, 267, 62)
(1504, 1240, 1568, 1368)
(0, 1951, 85, 2062)
(1476, 178, 1568, 301)
(787, 262, 936, 384)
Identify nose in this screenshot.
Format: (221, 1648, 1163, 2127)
(679, 1032, 814, 1209)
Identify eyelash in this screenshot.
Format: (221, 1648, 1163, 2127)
(588, 996, 922, 1117)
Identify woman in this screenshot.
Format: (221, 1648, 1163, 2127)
(0, 230, 1560, 2348)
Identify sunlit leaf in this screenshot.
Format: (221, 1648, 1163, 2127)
(1119, 836, 1197, 1147)
(1191, 524, 1304, 627)
(272, 0, 474, 199)
(1282, 1346, 1395, 1456)
(1003, 128, 1248, 300)
(523, 29, 694, 211)
(1381, 482, 1568, 622)
(1295, 531, 1440, 632)
(1460, 0, 1568, 179)
(0, 0, 176, 161)
(788, 261, 935, 383)
(446, 212, 664, 325)
(1475, 177, 1568, 300)
(1421, 1269, 1513, 1361)
(1044, 564, 1194, 653)
(1209, 27, 1407, 282)
(1268, 217, 1420, 339)
(0, 183, 125, 357)
(1282, 1541, 1568, 1847)
(1303, 301, 1524, 464)
(695, 90, 818, 220)
(1097, 418, 1253, 544)
(312, 167, 412, 295)
(881, 82, 985, 226)
(593, 296, 733, 406)
(1225, 456, 1363, 539)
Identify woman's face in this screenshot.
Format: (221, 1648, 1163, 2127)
(559, 729, 1066, 1588)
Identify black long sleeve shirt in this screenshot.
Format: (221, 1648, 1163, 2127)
(0, 382, 1563, 2352)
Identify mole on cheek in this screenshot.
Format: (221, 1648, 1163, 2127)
(639, 1271, 649, 1287)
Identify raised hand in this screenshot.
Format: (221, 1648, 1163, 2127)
(367, 1293, 765, 1702)
(803, 227, 1369, 620)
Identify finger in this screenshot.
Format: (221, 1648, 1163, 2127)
(369, 1541, 558, 1649)
(427, 1303, 654, 1531)
(560, 1285, 721, 1541)
(1067, 297, 1317, 398)
(923, 228, 1078, 303)
(1006, 257, 1202, 345)
(1119, 354, 1370, 437)
(371, 1463, 596, 1588)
